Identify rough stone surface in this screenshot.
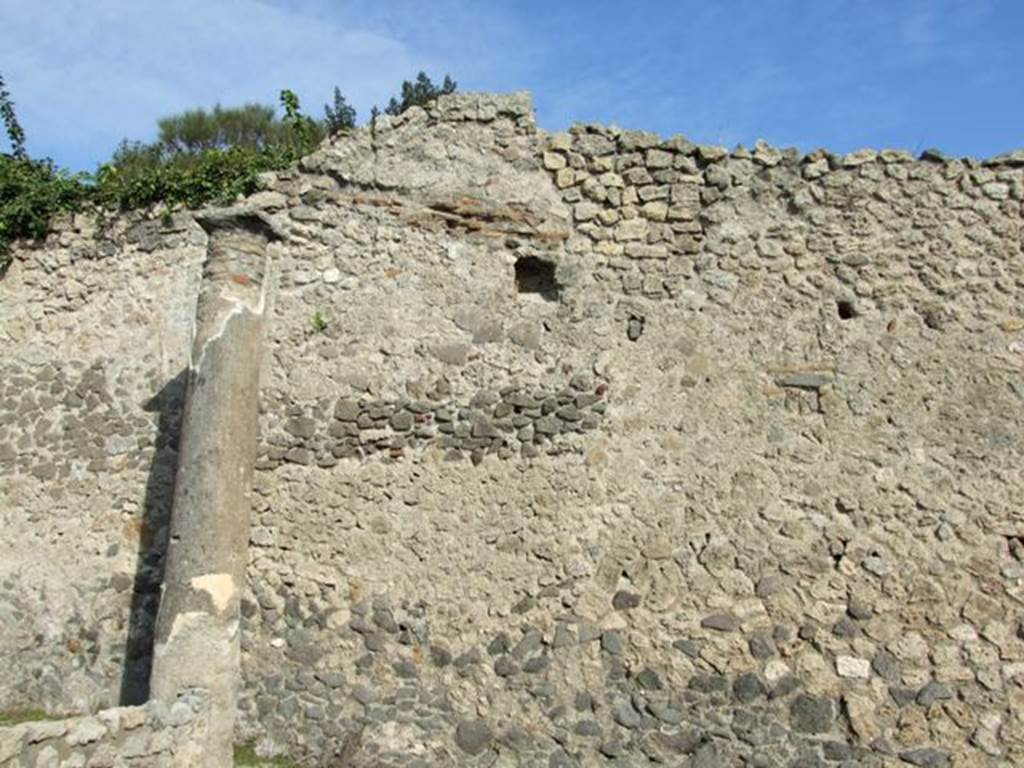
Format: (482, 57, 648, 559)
(0, 692, 208, 767)
(1, 91, 1023, 765)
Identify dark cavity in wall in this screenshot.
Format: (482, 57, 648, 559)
(627, 314, 645, 341)
(836, 299, 858, 321)
(515, 256, 559, 301)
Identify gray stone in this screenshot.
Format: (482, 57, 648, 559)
(575, 719, 601, 737)
(553, 623, 576, 649)
(455, 719, 494, 756)
(389, 410, 414, 431)
(471, 418, 501, 439)
(611, 699, 643, 729)
(748, 634, 775, 659)
(898, 748, 951, 768)
(454, 648, 482, 668)
(689, 674, 728, 694)
(512, 629, 544, 658)
(872, 650, 899, 681)
(494, 656, 520, 677)
(916, 680, 953, 707)
(647, 701, 683, 725)
(700, 613, 740, 632)
(353, 685, 378, 705)
(790, 694, 834, 734)
(612, 590, 641, 610)
(556, 405, 583, 422)
(673, 638, 701, 657)
(285, 416, 317, 438)
(635, 668, 662, 690)
(602, 631, 624, 655)
(832, 616, 859, 638)
(430, 645, 452, 667)
(535, 415, 562, 435)
(733, 673, 767, 703)
(523, 655, 550, 674)
(393, 660, 418, 678)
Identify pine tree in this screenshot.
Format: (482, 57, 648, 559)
(324, 87, 356, 134)
(383, 72, 457, 116)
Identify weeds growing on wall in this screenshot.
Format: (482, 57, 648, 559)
(0, 708, 66, 726)
(0, 155, 89, 260)
(0, 88, 320, 266)
(0, 72, 458, 267)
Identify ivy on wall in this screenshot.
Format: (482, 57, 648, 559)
(0, 72, 457, 268)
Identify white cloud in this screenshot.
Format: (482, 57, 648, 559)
(0, 0, 454, 167)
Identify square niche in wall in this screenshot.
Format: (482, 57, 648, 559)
(514, 256, 560, 302)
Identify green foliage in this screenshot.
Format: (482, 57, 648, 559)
(1, 154, 89, 261)
(91, 144, 298, 212)
(112, 95, 323, 175)
(0, 88, 325, 265)
(0, 709, 64, 726)
(233, 742, 301, 767)
(311, 310, 328, 333)
(0, 75, 457, 266)
(157, 103, 282, 155)
(383, 71, 457, 116)
(0, 72, 27, 159)
(278, 90, 323, 152)
(324, 86, 356, 134)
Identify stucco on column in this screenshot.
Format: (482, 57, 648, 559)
(150, 209, 279, 767)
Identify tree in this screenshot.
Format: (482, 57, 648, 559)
(0, 72, 27, 159)
(108, 92, 325, 175)
(324, 86, 356, 134)
(156, 103, 288, 155)
(383, 71, 457, 116)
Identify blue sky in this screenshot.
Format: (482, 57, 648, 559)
(1, 0, 1021, 170)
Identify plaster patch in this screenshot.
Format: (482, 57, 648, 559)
(155, 611, 208, 655)
(188, 254, 270, 372)
(190, 573, 236, 612)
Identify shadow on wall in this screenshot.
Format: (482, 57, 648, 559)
(119, 370, 187, 705)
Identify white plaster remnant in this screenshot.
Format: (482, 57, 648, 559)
(188, 284, 267, 374)
(836, 655, 871, 679)
(191, 573, 237, 612)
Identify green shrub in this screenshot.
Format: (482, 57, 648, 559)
(0, 154, 89, 261)
(92, 144, 295, 211)
(0, 75, 454, 267)
(0, 89, 321, 266)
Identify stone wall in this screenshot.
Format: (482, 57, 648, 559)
(0, 691, 209, 767)
(1, 92, 1023, 766)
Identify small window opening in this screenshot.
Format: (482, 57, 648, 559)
(515, 257, 559, 301)
(836, 299, 857, 321)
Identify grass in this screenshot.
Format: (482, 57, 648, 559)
(0, 709, 64, 727)
(234, 742, 302, 767)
